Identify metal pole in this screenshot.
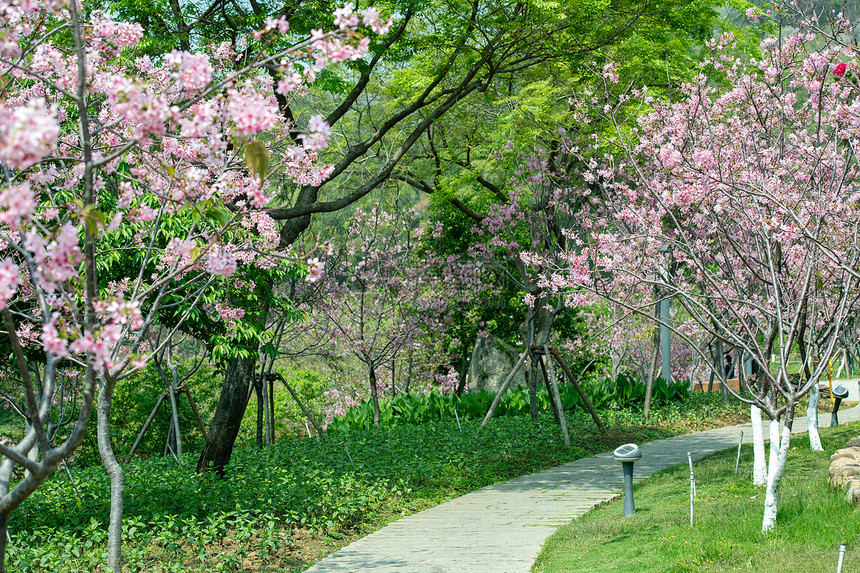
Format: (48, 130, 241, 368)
(688, 452, 695, 527)
(735, 431, 744, 477)
(661, 297, 671, 382)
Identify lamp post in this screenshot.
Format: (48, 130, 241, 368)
(614, 443, 642, 517)
(832, 385, 849, 427)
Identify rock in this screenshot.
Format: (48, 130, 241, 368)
(467, 334, 527, 394)
(847, 437, 860, 448)
(831, 448, 860, 462)
(829, 444, 860, 505)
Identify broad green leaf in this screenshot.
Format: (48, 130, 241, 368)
(244, 140, 271, 185)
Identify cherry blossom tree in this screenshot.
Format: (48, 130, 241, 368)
(533, 15, 860, 532)
(311, 206, 482, 426)
(0, 0, 386, 569)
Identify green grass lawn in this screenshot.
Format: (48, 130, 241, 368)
(533, 422, 860, 573)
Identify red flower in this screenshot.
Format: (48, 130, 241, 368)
(834, 62, 847, 77)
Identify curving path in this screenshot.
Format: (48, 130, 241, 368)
(305, 388, 860, 573)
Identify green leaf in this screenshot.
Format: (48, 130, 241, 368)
(244, 140, 271, 185)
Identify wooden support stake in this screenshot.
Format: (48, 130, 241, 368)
(126, 391, 168, 460)
(549, 346, 606, 433)
(283, 376, 325, 439)
(544, 347, 570, 447)
(481, 350, 529, 428)
(183, 386, 207, 440)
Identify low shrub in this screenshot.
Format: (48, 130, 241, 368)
(329, 373, 691, 430)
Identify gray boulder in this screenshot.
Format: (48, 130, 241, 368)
(468, 335, 527, 394)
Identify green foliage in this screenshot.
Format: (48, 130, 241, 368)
(236, 368, 332, 444)
(329, 374, 691, 430)
(10, 414, 654, 571)
(74, 362, 220, 466)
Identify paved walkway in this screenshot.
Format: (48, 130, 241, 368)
(305, 392, 860, 573)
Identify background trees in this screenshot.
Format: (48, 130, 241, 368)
(538, 15, 860, 530)
(10, 0, 860, 569)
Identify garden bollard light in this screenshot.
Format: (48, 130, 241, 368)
(614, 443, 641, 517)
(832, 385, 849, 427)
(837, 543, 846, 573)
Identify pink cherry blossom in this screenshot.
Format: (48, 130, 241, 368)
(0, 258, 21, 310)
(300, 115, 332, 151)
(206, 252, 238, 277)
(0, 99, 59, 169)
(227, 89, 277, 136)
(0, 182, 35, 225)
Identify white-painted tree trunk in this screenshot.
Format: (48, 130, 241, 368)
(751, 405, 767, 486)
(762, 426, 791, 532)
(767, 418, 780, 479)
(807, 384, 823, 451)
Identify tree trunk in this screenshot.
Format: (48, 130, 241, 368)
(716, 338, 728, 401)
(751, 405, 767, 486)
(166, 380, 182, 458)
(23, 423, 37, 480)
(767, 417, 780, 480)
(254, 376, 264, 448)
(643, 341, 659, 418)
(196, 356, 256, 475)
(762, 422, 792, 532)
(0, 511, 8, 573)
(807, 383, 823, 451)
(537, 355, 560, 424)
(266, 376, 275, 443)
(707, 341, 715, 392)
(98, 375, 124, 572)
(369, 364, 381, 427)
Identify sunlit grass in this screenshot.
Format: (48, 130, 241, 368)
(533, 422, 860, 573)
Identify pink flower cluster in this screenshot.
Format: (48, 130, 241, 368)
(95, 299, 144, 331)
(0, 258, 21, 310)
(91, 16, 144, 56)
(25, 223, 83, 292)
(0, 100, 59, 169)
(0, 181, 35, 225)
(333, 5, 393, 34)
(306, 257, 324, 282)
(300, 115, 332, 151)
(166, 50, 213, 90)
(206, 251, 238, 277)
(214, 303, 245, 330)
(227, 89, 277, 136)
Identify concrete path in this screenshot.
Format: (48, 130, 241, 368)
(305, 397, 860, 573)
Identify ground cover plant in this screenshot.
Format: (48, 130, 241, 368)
(533, 421, 860, 573)
(328, 374, 693, 430)
(5, 397, 745, 572)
